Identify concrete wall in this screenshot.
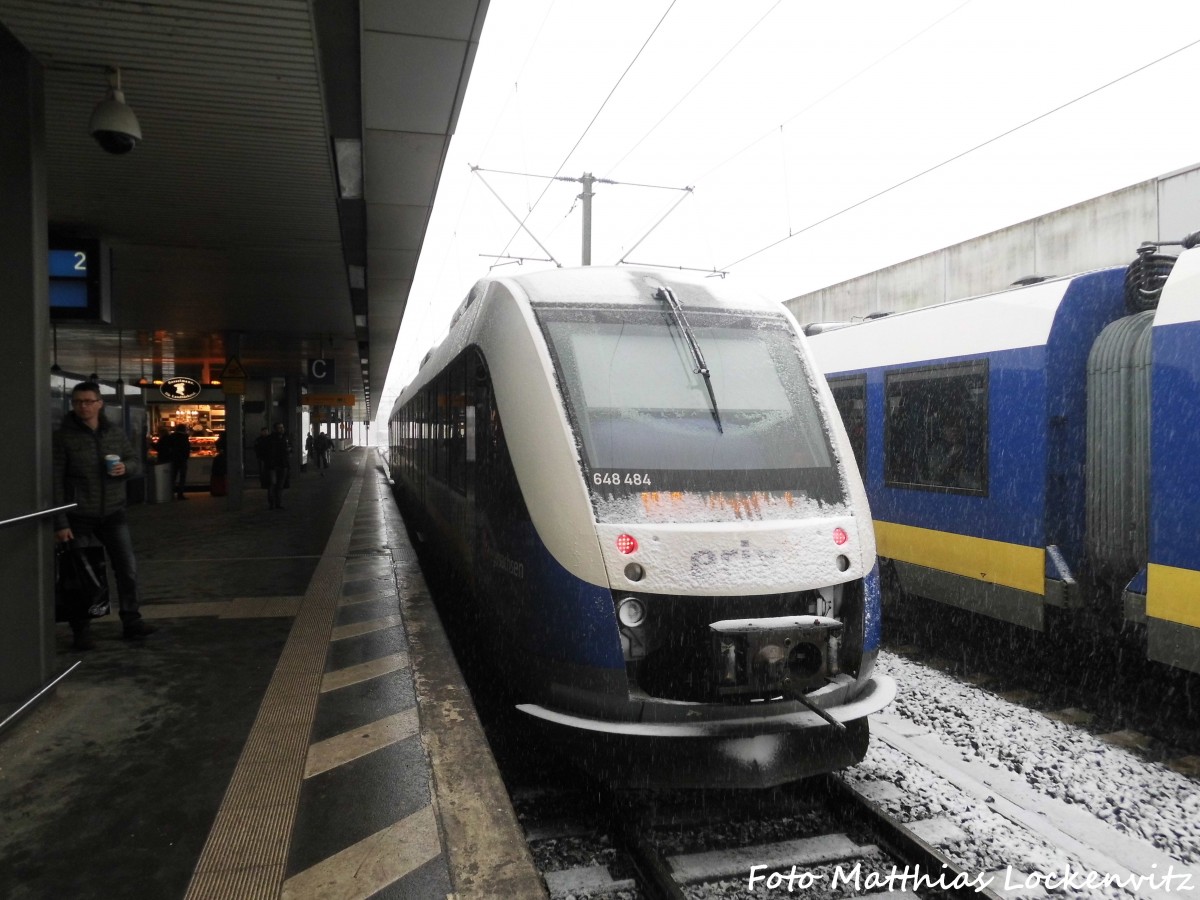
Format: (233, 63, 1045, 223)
(786, 163, 1199, 325)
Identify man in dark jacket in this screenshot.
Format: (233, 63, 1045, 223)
(264, 421, 292, 510)
(162, 423, 191, 499)
(52, 382, 155, 649)
(254, 426, 271, 488)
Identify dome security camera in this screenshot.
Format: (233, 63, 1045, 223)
(89, 70, 142, 155)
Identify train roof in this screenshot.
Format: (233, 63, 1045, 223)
(492, 266, 786, 314)
(807, 267, 1124, 373)
(391, 267, 792, 417)
(1154, 246, 1200, 327)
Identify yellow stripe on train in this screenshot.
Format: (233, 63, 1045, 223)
(874, 521, 1045, 596)
(1147, 563, 1200, 628)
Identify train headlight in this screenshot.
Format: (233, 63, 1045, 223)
(833, 527, 848, 545)
(616, 533, 639, 554)
(617, 596, 646, 627)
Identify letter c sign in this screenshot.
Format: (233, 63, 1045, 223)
(308, 358, 334, 384)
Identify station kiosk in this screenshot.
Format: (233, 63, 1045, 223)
(143, 378, 226, 496)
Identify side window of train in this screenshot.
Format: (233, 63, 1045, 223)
(422, 386, 435, 477)
(827, 375, 867, 479)
(883, 360, 988, 495)
(447, 354, 468, 495)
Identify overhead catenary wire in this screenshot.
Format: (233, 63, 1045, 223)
(603, 0, 785, 179)
(474, 165, 693, 268)
(692, 0, 976, 185)
(472, 167, 562, 267)
(720, 34, 1200, 272)
(497, 0, 679, 260)
(496, 0, 972, 269)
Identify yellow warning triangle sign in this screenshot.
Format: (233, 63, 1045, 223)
(220, 357, 247, 379)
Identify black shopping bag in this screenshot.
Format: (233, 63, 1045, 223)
(54, 543, 111, 622)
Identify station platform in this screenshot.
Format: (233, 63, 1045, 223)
(0, 448, 547, 900)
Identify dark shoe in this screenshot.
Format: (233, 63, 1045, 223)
(122, 619, 157, 639)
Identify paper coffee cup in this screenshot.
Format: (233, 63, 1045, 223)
(105, 454, 121, 473)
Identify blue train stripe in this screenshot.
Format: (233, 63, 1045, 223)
(875, 520, 1045, 595)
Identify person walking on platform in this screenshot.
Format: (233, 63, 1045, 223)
(264, 421, 292, 509)
(254, 426, 271, 489)
(52, 381, 156, 650)
(313, 428, 331, 475)
(162, 423, 191, 499)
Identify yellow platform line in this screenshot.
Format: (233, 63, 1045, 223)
(183, 478, 362, 900)
(336, 592, 395, 608)
(303, 707, 420, 779)
(319, 653, 408, 694)
(330, 615, 403, 642)
(279, 804, 441, 900)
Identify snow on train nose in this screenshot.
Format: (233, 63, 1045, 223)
(711, 615, 843, 697)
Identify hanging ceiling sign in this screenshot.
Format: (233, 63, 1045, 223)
(308, 358, 334, 384)
(302, 393, 355, 407)
(161, 377, 202, 401)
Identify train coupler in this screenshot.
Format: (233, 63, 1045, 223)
(710, 614, 843, 700)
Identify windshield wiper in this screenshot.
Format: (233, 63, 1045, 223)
(655, 286, 723, 433)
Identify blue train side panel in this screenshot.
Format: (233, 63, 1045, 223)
(864, 345, 1048, 548)
(1147, 249, 1200, 672)
(814, 268, 1129, 631)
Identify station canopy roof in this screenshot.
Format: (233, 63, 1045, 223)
(0, 0, 490, 419)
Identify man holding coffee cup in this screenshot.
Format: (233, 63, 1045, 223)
(52, 381, 156, 650)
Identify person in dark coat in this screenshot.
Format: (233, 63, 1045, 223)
(52, 381, 155, 649)
(264, 421, 292, 510)
(162, 423, 191, 499)
(254, 426, 271, 488)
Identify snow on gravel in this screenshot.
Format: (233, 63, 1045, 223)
(839, 651, 1200, 897)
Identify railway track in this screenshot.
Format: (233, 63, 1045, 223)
(515, 772, 1003, 900)
(504, 650, 1199, 899)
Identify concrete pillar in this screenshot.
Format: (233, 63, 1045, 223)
(0, 26, 55, 708)
(224, 334, 244, 510)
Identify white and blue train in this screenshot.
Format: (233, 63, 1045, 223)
(807, 236, 1200, 675)
(387, 266, 896, 788)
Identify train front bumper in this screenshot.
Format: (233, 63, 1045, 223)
(515, 674, 896, 788)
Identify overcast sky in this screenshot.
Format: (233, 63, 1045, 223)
(377, 0, 1200, 420)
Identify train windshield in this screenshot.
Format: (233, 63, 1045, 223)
(534, 304, 845, 523)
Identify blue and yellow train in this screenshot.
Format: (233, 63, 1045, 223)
(807, 236, 1200, 675)
(387, 266, 895, 788)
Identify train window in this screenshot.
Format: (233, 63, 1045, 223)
(421, 386, 434, 477)
(827, 375, 866, 479)
(435, 374, 450, 481)
(534, 304, 844, 521)
(447, 356, 467, 494)
(883, 360, 987, 495)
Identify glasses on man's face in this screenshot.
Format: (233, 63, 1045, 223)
(73, 398, 101, 406)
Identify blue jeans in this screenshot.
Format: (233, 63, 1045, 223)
(267, 467, 289, 508)
(69, 510, 140, 619)
(171, 459, 188, 495)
